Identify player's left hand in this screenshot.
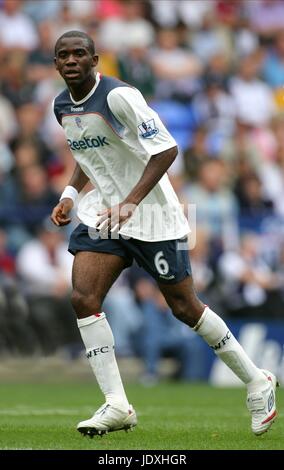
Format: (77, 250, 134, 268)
(96, 202, 136, 236)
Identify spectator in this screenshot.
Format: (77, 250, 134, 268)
(0, 162, 59, 253)
(118, 45, 155, 99)
(218, 232, 279, 317)
(103, 271, 143, 357)
(12, 102, 52, 162)
(0, 51, 34, 107)
(150, 0, 214, 29)
(190, 228, 214, 303)
(0, 0, 38, 51)
(0, 92, 18, 142)
(27, 21, 56, 85)
(0, 230, 39, 356)
(183, 127, 210, 181)
(0, 229, 15, 277)
(192, 73, 236, 138)
(16, 220, 80, 355)
(262, 29, 284, 110)
(98, 0, 155, 53)
(190, 11, 230, 64)
(150, 27, 202, 101)
(230, 51, 275, 128)
(235, 173, 275, 233)
(246, 0, 284, 40)
(184, 159, 239, 254)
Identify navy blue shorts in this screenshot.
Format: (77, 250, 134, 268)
(68, 224, 191, 284)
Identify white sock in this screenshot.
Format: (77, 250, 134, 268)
(194, 307, 264, 387)
(77, 312, 129, 410)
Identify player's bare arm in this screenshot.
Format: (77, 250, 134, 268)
(97, 145, 178, 231)
(51, 163, 89, 226)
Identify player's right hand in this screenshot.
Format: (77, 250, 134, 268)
(50, 198, 73, 226)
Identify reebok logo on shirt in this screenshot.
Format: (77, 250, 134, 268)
(71, 106, 84, 112)
(67, 136, 110, 150)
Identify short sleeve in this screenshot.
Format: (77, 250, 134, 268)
(107, 87, 177, 155)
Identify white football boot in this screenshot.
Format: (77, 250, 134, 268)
(77, 403, 137, 437)
(247, 369, 279, 435)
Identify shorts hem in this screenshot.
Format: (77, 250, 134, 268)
(155, 269, 191, 285)
(68, 246, 132, 267)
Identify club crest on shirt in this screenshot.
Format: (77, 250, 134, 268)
(75, 116, 83, 130)
(138, 119, 159, 139)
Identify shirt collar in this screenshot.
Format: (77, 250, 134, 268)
(69, 72, 101, 105)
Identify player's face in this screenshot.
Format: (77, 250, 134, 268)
(54, 37, 98, 87)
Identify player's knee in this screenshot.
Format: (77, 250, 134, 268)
(71, 290, 102, 318)
(171, 298, 203, 328)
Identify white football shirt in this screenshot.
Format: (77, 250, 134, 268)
(53, 72, 189, 241)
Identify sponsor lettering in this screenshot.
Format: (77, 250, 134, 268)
(86, 346, 110, 358)
(211, 331, 231, 350)
(71, 106, 84, 112)
(67, 136, 110, 150)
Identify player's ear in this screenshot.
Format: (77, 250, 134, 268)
(92, 54, 99, 68)
(54, 57, 59, 70)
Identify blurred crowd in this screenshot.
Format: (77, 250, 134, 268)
(1, 0, 284, 381)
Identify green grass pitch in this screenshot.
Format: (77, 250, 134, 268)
(0, 382, 283, 450)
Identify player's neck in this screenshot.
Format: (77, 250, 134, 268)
(68, 74, 97, 102)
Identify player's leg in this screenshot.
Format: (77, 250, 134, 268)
(158, 276, 278, 435)
(72, 251, 137, 435)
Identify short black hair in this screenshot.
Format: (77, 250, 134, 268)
(54, 30, 95, 56)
